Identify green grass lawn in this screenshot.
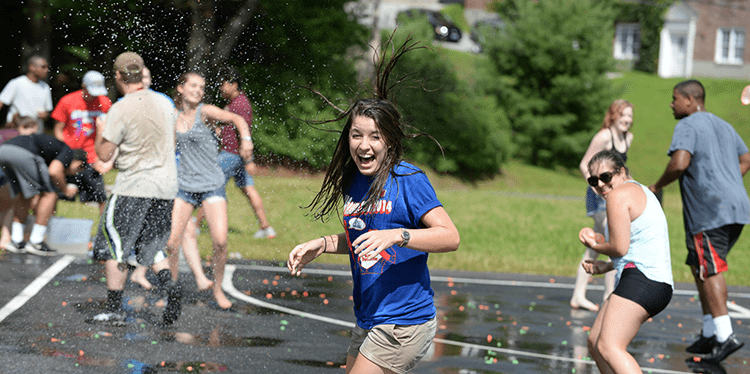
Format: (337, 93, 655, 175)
(55, 71, 750, 287)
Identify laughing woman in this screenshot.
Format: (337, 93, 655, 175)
(167, 71, 253, 310)
(579, 150, 673, 373)
(287, 41, 460, 373)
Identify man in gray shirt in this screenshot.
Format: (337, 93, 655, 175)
(650, 79, 750, 363)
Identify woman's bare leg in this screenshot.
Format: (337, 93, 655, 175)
(203, 198, 231, 309)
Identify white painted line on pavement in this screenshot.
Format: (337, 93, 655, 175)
(224, 264, 692, 374)
(0, 255, 75, 323)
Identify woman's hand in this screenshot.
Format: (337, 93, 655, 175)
(288, 237, 327, 276)
(351, 229, 401, 260)
(238, 139, 253, 161)
(244, 160, 257, 175)
(582, 260, 613, 275)
(579, 227, 605, 248)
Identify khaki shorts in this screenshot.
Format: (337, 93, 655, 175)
(347, 317, 436, 374)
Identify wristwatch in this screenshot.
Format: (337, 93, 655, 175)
(241, 136, 252, 141)
(400, 228, 410, 247)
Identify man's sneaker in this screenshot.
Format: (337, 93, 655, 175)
(161, 284, 182, 326)
(253, 226, 277, 239)
(686, 334, 718, 354)
(4, 241, 25, 254)
(85, 312, 127, 327)
(705, 334, 744, 363)
(24, 241, 58, 256)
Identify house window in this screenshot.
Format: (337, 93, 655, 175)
(715, 28, 745, 65)
(614, 23, 640, 60)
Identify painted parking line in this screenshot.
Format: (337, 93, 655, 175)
(0, 255, 75, 323)
(230, 262, 750, 299)
(224, 264, 692, 374)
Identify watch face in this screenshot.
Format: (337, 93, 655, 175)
(402, 229, 410, 240)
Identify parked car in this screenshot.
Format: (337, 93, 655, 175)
(397, 9, 462, 43)
(470, 18, 505, 53)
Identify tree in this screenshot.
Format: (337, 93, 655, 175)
(384, 19, 511, 178)
(486, 0, 617, 169)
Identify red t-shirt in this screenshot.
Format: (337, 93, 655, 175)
(50, 90, 112, 164)
(220, 92, 252, 154)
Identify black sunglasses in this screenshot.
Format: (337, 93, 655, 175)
(587, 167, 621, 187)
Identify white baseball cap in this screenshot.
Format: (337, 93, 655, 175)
(82, 71, 108, 97)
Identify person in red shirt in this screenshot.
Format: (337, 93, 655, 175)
(51, 70, 114, 214)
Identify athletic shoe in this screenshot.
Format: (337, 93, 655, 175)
(686, 334, 717, 354)
(253, 226, 277, 239)
(161, 284, 183, 326)
(4, 241, 25, 254)
(705, 334, 744, 363)
(24, 241, 58, 256)
(85, 312, 127, 327)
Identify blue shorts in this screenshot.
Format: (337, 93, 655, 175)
(586, 187, 605, 217)
(218, 150, 254, 188)
(176, 186, 226, 207)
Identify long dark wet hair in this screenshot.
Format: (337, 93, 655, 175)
(304, 34, 439, 222)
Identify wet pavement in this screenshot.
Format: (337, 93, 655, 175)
(0, 252, 749, 373)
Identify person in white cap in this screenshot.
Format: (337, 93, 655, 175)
(0, 55, 53, 133)
(51, 70, 114, 214)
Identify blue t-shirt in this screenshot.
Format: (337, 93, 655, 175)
(343, 161, 442, 330)
(668, 112, 750, 234)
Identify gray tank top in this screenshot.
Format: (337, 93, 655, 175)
(175, 104, 225, 192)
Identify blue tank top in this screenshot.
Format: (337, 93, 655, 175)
(612, 181, 673, 288)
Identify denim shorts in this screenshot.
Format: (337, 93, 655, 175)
(218, 150, 254, 188)
(176, 186, 226, 207)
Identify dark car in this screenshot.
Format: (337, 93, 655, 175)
(470, 18, 505, 53)
(397, 9, 462, 43)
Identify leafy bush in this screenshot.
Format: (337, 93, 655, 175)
(485, 0, 617, 169)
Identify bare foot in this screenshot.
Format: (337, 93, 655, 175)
(130, 267, 153, 290)
(154, 299, 166, 308)
(196, 276, 214, 292)
(570, 298, 599, 312)
(213, 289, 233, 310)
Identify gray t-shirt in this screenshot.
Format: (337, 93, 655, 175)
(668, 112, 750, 234)
(175, 104, 224, 193)
(103, 89, 178, 200)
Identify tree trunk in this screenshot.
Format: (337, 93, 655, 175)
(187, 0, 259, 79)
(21, 0, 52, 64)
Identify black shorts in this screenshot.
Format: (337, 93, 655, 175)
(93, 195, 173, 267)
(612, 266, 673, 318)
(61, 164, 107, 203)
(686, 224, 743, 279)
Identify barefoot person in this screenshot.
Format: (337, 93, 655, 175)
(165, 71, 253, 310)
(288, 38, 460, 374)
(571, 99, 633, 312)
(580, 150, 673, 373)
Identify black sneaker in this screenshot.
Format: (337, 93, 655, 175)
(705, 334, 744, 363)
(4, 241, 25, 254)
(24, 241, 58, 256)
(85, 312, 127, 327)
(161, 284, 182, 326)
(687, 334, 718, 354)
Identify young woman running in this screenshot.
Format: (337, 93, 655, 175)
(166, 71, 253, 310)
(287, 39, 460, 374)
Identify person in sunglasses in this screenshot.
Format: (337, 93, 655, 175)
(571, 99, 634, 312)
(580, 149, 673, 373)
(650, 79, 750, 363)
